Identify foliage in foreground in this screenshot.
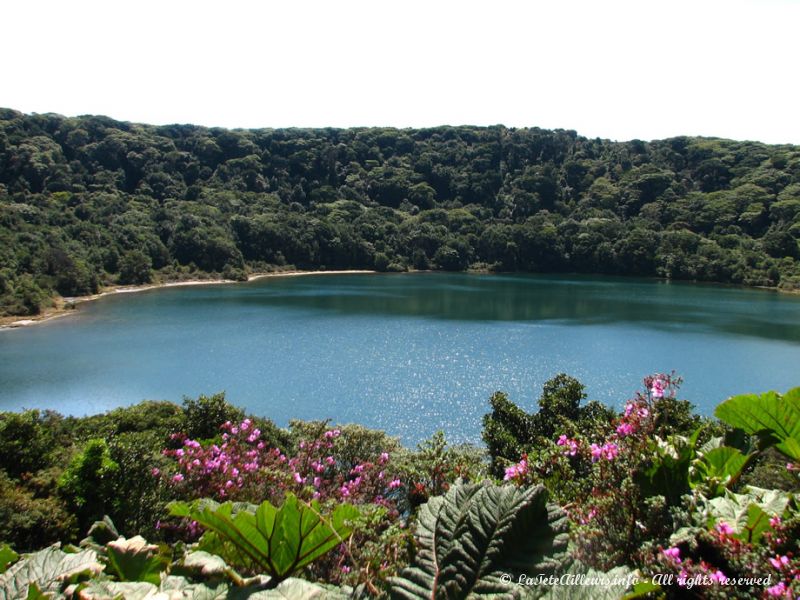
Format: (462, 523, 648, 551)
(390, 482, 568, 599)
(1, 376, 799, 598)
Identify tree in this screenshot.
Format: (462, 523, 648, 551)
(118, 250, 153, 285)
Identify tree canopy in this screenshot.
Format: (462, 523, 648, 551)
(2, 108, 799, 316)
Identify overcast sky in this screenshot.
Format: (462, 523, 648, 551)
(3, 0, 798, 144)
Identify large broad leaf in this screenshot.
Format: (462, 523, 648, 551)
(706, 486, 790, 545)
(689, 446, 751, 497)
(389, 482, 569, 599)
(169, 494, 358, 584)
(0, 545, 102, 600)
(77, 580, 162, 600)
(0, 546, 18, 575)
(227, 578, 348, 599)
(80, 576, 346, 599)
(635, 428, 703, 506)
(714, 388, 800, 460)
(105, 536, 168, 584)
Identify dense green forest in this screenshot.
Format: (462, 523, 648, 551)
(1, 376, 798, 598)
(2, 108, 800, 316)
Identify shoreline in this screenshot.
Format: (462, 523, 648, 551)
(2, 268, 796, 331)
(0, 269, 376, 330)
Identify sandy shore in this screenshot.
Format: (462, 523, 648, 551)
(0, 270, 376, 330)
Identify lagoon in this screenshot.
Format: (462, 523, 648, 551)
(1, 273, 800, 444)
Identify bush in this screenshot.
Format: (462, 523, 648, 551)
(0, 472, 77, 551)
(0, 409, 59, 478)
(58, 439, 120, 530)
(181, 392, 244, 440)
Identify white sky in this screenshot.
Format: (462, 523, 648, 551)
(3, 0, 799, 144)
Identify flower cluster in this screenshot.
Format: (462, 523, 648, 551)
(503, 454, 528, 482)
(160, 419, 401, 508)
(649, 513, 800, 598)
(643, 372, 682, 401)
(556, 435, 579, 456)
(589, 442, 619, 462)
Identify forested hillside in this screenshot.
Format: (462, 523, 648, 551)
(2, 108, 799, 316)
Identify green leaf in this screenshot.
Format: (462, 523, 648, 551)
(0, 545, 103, 600)
(706, 486, 790, 545)
(80, 576, 346, 599)
(636, 431, 702, 506)
(77, 580, 160, 600)
(623, 580, 662, 599)
(105, 536, 167, 584)
(181, 551, 228, 577)
(776, 435, 800, 462)
(689, 446, 751, 496)
(714, 388, 800, 459)
(0, 545, 19, 575)
(389, 482, 569, 599)
(228, 578, 348, 599)
(168, 494, 358, 584)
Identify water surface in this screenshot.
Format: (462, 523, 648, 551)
(2, 273, 799, 444)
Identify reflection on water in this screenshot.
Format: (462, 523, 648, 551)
(233, 273, 800, 342)
(1, 273, 799, 444)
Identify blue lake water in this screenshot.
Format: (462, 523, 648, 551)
(1, 272, 799, 444)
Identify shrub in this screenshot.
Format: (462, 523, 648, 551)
(0, 409, 59, 478)
(181, 392, 244, 440)
(58, 439, 120, 530)
(0, 472, 77, 551)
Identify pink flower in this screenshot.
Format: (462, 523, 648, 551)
(151, 468, 160, 477)
(388, 478, 402, 489)
(340, 486, 350, 497)
(341, 565, 351, 574)
(578, 508, 597, 524)
(379, 452, 389, 463)
(662, 547, 681, 563)
(769, 555, 790, 569)
(715, 521, 734, 535)
(556, 435, 578, 456)
(590, 443, 602, 462)
(504, 457, 529, 479)
(601, 443, 619, 460)
(651, 377, 665, 398)
(172, 473, 184, 483)
(709, 570, 726, 584)
(766, 582, 788, 597)
(677, 570, 688, 586)
(293, 472, 304, 484)
(616, 422, 634, 437)
(770, 515, 782, 528)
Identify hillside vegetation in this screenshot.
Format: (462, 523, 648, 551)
(2, 109, 800, 316)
